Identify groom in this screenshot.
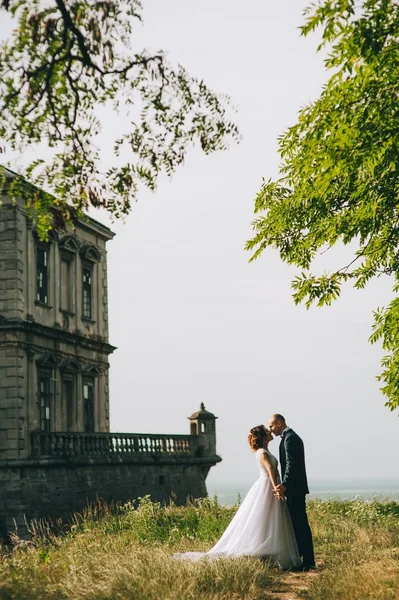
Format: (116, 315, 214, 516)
(269, 414, 315, 571)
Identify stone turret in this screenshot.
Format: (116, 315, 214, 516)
(188, 403, 217, 457)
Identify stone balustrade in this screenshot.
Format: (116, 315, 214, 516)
(31, 431, 196, 459)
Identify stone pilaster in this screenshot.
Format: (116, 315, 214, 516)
(0, 205, 24, 318)
(0, 345, 25, 460)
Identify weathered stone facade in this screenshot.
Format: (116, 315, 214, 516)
(0, 168, 221, 537)
(0, 191, 114, 459)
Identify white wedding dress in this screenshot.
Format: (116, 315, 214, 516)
(174, 449, 301, 569)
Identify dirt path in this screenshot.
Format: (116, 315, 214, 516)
(267, 565, 321, 600)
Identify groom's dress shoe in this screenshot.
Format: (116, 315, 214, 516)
(300, 564, 316, 572)
(291, 564, 316, 572)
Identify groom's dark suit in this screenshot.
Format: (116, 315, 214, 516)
(279, 428, 315, 568)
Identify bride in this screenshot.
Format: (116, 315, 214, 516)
(174, 425, 301, 569)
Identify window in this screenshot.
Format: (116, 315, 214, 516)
(37, 246, 49, 304)
(63, 378, 75, 431)
(39, 375, 52, 432)
(82, 267, 92, 319)
(60, 255, 74, 313)
(83, 382, 95, 433)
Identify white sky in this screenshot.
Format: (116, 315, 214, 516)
(1, 1, 398, 487)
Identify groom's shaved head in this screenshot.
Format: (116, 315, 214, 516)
(271, 414, 286, 424)
(269, 414, 287, 436)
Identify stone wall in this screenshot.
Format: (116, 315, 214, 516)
(0, 204, 24, 318)
(0, 457, 213, 537)
(0, 344, 25, 461)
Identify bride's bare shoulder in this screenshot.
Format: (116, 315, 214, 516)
(256, 448, 269, 457)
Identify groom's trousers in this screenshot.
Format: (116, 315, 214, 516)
(286, 494, 315, 567)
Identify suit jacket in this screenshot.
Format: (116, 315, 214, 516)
(279, 428, 310, 497)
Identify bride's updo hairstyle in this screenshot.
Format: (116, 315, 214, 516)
(248, 425, 267, 450)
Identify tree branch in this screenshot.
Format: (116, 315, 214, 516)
(54, 0, 104, 73)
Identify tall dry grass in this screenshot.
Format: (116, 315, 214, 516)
(0, 496, 281, 600)
(303, 499, 399, 600)
(0, 496, 397, 599)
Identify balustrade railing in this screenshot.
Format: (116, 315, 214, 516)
(31, 432, 196, 459)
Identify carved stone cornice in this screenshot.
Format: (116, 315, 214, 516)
(1, 167, 115, 242)
(0, 318, 117, 355)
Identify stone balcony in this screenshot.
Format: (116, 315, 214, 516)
(30, 431, 200, 460)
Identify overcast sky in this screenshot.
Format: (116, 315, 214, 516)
(1, 1, 398, 488)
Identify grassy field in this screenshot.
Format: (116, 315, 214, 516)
(0, 496, 397, 600)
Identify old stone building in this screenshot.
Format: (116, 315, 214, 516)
(0, 167, 221, 537)
(0, 168, 115, 457)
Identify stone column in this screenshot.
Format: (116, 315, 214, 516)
(96, 260, 101, 338)
(26, 220, 35, 317)
(75, 256, 82, 325)
(26, 349, 38, 438)
(104, 369, 110, 432)
(76, 372, 83, 431)
(53, 366, 63, 431)
(101, 254, 109, 340)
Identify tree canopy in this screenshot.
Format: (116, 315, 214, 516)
(0, 0, 239, 237)
(246, 0, 399, 412)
